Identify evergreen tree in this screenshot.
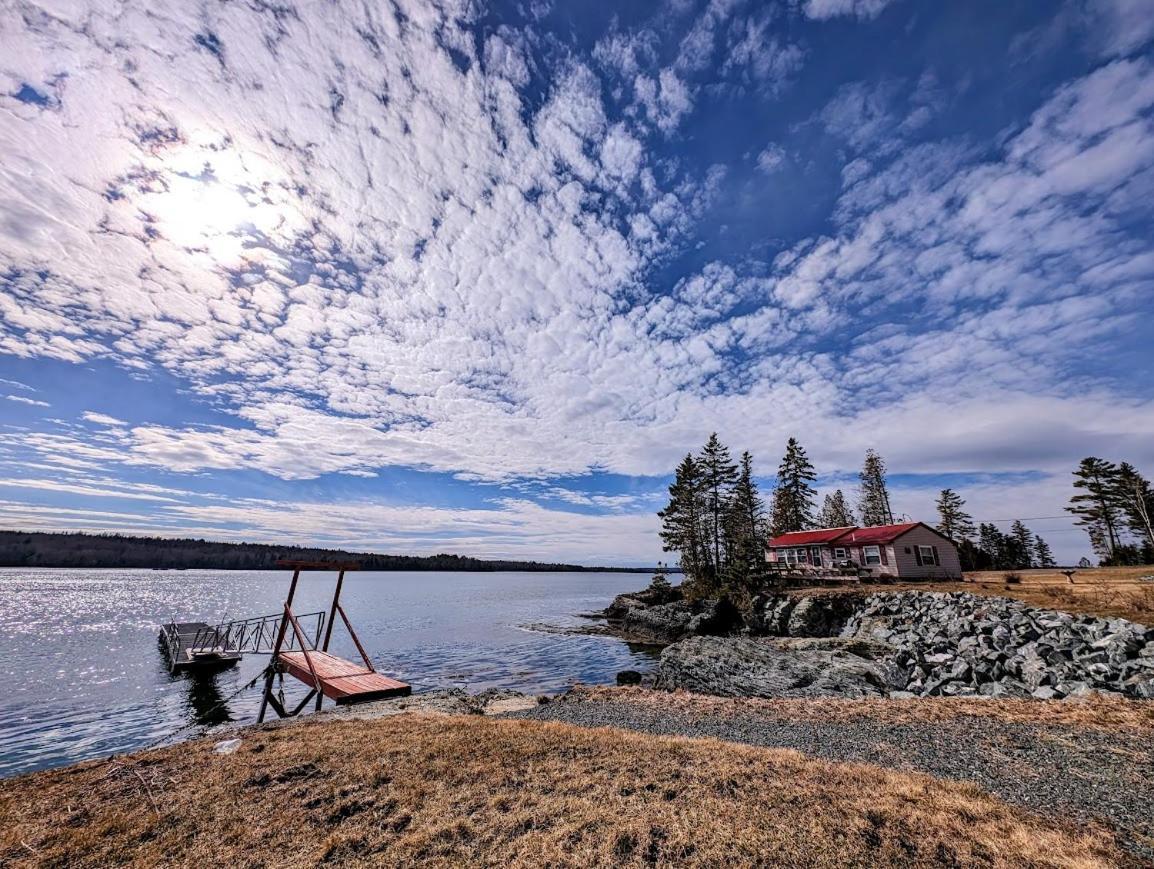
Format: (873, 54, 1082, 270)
(978, 522, 1009, 569)
(1066, 457, 1123, 560)
(935, 488, 976, 542)
(819, 489, 856, 528)
(1115, 462, 1154, 555)
(1034, 534, 1056, 568)
(770, 437, 818, 534)
(723, 451, 768, 599)
(657, 454, 709, 583)
(1008, 520, 1035, 569)
(857, 448, 894, 526)
(698, 433, 738, 582)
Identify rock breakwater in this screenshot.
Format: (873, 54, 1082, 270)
(840, 591, 1154, 700)
(617, 586, 1154, 701)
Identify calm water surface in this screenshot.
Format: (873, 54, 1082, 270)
(0, 569, 661, 777)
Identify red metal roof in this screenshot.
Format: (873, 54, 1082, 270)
(768, 527, 856, 547)
(768, 522, 929, 548)
(833, 522, 922, 545)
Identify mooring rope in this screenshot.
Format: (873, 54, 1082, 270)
(137, 663, 274, 754)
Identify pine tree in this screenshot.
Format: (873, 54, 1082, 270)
(935, 489, 976, 542)
(978, 523, 1008, 569)
(658, 454, 708, 583)
(698, 433, 739, 583)
(723, 451, 767, 600)
(1034, 534, 1056, 568)
(1009, 520, 1035, 569)
(858, 448, 894, 527)
(1115, 462, 1154, 554)
(770, 437, 818, 535)
(819, 489, 855, 528)
(1066, 457, 1123, 560)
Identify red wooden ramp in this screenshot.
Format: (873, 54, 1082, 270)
(256, 561, 412, 722)
(279, 650, 410, 704)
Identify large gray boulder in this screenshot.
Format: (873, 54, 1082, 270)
(604, 582, 683, 620)
(619, 597, 738, 644)
(786, 595, 856, 637)
(621, 600, 695, 643)
(654, 636, 890, 698)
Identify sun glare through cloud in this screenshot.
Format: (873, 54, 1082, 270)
(0, 0, 1152, 565)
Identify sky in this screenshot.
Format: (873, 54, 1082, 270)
(1, 0, 1153, 566)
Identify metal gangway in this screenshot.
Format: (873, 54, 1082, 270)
(160, 610, 326, 674)
(199, 609, 327, 655)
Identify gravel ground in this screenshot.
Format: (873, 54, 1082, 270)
(506, 695, 1154, 862)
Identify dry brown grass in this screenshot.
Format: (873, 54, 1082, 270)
(572, 686, 1154, 733)
(956, 567, 1154, 623)
(0, 714, 1125, 868)
(798, 566, 1154, 623)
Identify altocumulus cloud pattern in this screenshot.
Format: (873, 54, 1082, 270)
(0, 0, 1153, 563)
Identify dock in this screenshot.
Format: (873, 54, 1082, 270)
(279, 651, 410, 704)
(159, 621, 241, 673)
(256, 560, 411, 721)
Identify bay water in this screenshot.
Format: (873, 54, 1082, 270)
(0, 568, 660, 777)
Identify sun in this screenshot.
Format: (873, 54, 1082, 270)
(137, 143, 303, 265)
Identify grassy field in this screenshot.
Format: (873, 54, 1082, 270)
(799, 566, 1154, 623)
(954, 566, 1154, 623)
(0, 714, 1125, 868)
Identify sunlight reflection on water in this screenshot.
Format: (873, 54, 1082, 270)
(0, 568, 661, 777)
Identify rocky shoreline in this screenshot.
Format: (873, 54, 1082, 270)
(597, 584, 1154, 702)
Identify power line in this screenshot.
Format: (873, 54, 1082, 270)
(975, 516, 1071, 523)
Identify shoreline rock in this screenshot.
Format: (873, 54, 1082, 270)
(654, 636, 895, 698)
(607, 584, 1154, 702)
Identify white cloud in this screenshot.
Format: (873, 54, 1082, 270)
(0, 487, 664, 565)
(81, 411, 127, 426)
(1083, 0, 1154, 58)
(756, 144, 786, 173)
(0, 476, 179, 502)
(5, 394, 49, 407)
(803, 0, 898, 20)
(0, 0, 1150, 571)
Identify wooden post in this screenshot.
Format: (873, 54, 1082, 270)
(257, 568, 300, 724)
(337, 603, 375, 672)
(315, 569, 346, 712)
(322, 570, 345, 652)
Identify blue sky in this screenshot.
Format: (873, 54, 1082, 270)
(1, 0, 1153, 565)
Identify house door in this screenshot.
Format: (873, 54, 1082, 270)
(809, 546, 823, 568)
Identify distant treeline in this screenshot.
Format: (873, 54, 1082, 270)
(0, 530, 656, 572)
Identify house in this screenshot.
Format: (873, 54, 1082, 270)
(766, 522, 962, 579)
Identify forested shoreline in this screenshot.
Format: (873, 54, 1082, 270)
(0, 530, 654, 572)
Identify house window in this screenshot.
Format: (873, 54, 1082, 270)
(782, 548, 798, 565)
(863, 545, 881, 565)
(834, 547, 847, 559)
(918, 545, 937, 566)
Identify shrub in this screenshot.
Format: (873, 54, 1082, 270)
(1041, 586, 1074, 603)
(1003, 572, 1022, 585)
(648, 572, 672, 595)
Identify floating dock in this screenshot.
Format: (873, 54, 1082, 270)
(159, 621, 242, 673)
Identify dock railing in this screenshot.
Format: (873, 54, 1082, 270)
(190, 611, 326, 656)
